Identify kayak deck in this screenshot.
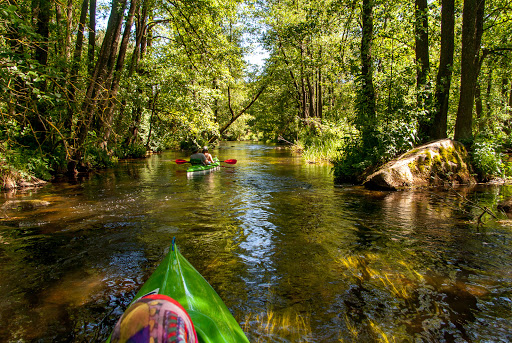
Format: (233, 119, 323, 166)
(187, 158, 220, 173)
(109, 239, 249, 343)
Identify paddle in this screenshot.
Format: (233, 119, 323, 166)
(175, 159, 237, 164)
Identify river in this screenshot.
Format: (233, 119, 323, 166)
(1, 142, 511, 342)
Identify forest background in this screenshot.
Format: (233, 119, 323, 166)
(1, 0, 511, 185)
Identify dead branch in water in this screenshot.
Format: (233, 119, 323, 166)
(447, 185, 498, 226)
(278, 136, 294, 145)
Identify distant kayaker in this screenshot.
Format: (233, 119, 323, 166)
(202, 146, 214, 164)
(190, 147, 208, 165)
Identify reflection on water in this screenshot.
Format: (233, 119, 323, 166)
(1, 142, 512, 342)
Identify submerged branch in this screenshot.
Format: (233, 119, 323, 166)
(447, 185, 498, 225)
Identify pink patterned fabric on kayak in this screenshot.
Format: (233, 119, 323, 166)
(112, 294, 198, 343)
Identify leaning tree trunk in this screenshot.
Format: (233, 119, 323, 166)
(454, 0, 486, 142)
(68, 0, 128, 173)
(125, 0, 149, 146)
(430, 0, 455, 139)
(66, 0, 89, 128)
(101, 0, 139, 149)
(278, 40, 302, 112)
(32, 0, 50, 139)
(5, 0, 25, 118)
(128, 0, 148, 77)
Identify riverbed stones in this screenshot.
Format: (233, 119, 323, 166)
(363, 139, 476, 190)
(2, 199, 51, 211)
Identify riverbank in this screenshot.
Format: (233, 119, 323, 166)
(1, 167, 47, 191)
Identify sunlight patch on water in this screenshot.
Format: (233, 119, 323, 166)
(243, 308, 312, 343)
(42, 270, 105, 306)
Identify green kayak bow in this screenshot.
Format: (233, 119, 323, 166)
(108, 238, 249, 343)
(186, 158, 221, 173)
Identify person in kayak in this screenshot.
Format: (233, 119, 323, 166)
(202, 146, 214, 164)
(189, 147, 208, 165)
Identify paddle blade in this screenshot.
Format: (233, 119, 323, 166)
(175, 159, 188, 164)
(223, 159, 237, 164)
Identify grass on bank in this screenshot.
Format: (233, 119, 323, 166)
(293, 120, 512, 183)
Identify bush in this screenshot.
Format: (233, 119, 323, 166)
(332, 121, 419, 183)
(332, 136, 370, 183)
(84, 147, 118, 169)
(470, 138, 511, 181)
(293, 120, 351, 163)
(0, 144, 54, 181)
(298, 132, 343, 162)
(114, 144, 147, 159)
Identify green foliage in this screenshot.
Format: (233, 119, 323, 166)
(114, 144, 147, 159)
(83, 147, 118, 170)
(294, 121, 348, 162)
(2, 0, 511, 183)
(332, 135, 370, 183)
(470, 137, 512, 181)
(299, 135, 341, 162)
(333, 121, 419, 183)
(0, 144, 53, 181)
(246, 77, 300, 142)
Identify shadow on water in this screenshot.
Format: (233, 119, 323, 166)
(1, 142, 512, 342)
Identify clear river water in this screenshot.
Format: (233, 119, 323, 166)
(1, 142, 512, 342)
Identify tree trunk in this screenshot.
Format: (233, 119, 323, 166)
(6, 0, 25, 117)
(55, 2, 64, 57)
(300, 44, 307, 119)
(475, 81, 484, 132)
(72, 0, 89, 72)
(508, 81, 512, 117)
(66, 0, 89, 127)
(34, 0, 50, 66)
(415, 0, 430, 88)
(485, 68, 492, 118)
(102, 0, 139, 149)
(213, 78, 271, 142)
(358, 0, 377, 149)
(278, 41, 302, 111)
(145, 89, 160, 149)
(502, 76, 508, 101)
(70, 0, 128, 171)
(85, 0, 127, 110)
(307, 76, 315, 119)
(124, 0, 148, 147)
(128, 0, 148, 77)
(454, 0, 486, 142)
(317, 66, 323, 121)
(88, 0, 97, 75)
(431, 0, 454, 139)
(415, 0, 432, 141)
(65, 0, 73, 59)
(32, 0, 50, 138)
